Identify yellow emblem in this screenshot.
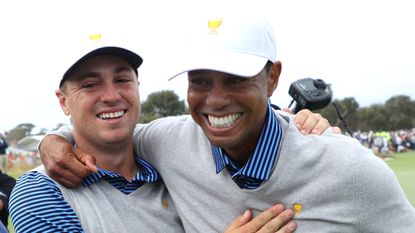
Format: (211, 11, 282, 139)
(89, 34, 102, 42)
(208, 18, 222, 34)
(292, 203, 303, 215)
(162, 199, 169, 209)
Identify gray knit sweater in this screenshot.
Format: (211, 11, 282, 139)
(55, 111, 415, 232)
(133, 111, 415, 233)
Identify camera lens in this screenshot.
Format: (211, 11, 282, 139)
(313, 79, 327, 89)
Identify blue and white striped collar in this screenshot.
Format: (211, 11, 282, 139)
(82, 154, 159, 187)
(211, 103, 283, 181)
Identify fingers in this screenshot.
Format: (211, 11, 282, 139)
(294, 109, 335, 135)
(294, 109, 317, 134)
(276, 221, 297, 233)
(281, 108, 293, 114)
(74, 147, 98, 173)
(225, 210, 253, 232)
(49, 149, 91, 187)
(307, 117, 330, 135)
(331, 126, 342, 134)
(47, 168, 83, 188)
(39, 135, 91, 188)
(225, 204, 297, 233)
(257, 208, 295, 233)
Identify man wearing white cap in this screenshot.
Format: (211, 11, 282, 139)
(131, 16, 415, 231)
(36, 15, 409, 232)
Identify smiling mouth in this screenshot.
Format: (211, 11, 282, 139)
(207, 113, 242, 128)
(97, 110, 126, 120)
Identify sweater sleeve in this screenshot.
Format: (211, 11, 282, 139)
(9, 171, 83, 233)
(353, 144, 415, 232)
(46, 126, 75, 144)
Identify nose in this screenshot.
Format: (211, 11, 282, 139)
(100, 84, 121, 103)
(205, 83, 230, 110)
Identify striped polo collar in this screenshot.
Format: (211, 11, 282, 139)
(82, 154, 159, 187)
(211, 103, 283, 181)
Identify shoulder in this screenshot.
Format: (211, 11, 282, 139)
(10, 170, 62, 212)
(10, 170, 83, 232)
(134, 115, 200, 140)
(136, 115, 195, 130)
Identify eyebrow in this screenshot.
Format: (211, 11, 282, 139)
(75, 65, 134, 81)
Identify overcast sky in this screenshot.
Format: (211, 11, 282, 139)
(1, 0, 414, 133)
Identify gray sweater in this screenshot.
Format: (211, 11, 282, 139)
(55, 111, 415, 232)
(133, 112, 415, 233)
(36, 166, 184, 233)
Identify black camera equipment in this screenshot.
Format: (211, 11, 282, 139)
(279, 77, 352, 136)
(288, 78, 332, 114)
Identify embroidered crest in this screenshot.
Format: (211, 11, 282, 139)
(162, 198, 169, 209)
(292, 203, 303, 215)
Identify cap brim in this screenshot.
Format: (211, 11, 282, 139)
(60, 46, 143, 87)
(168, 51, 268, 81)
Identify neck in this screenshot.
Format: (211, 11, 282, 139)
(225, 138, 258, 167)
(73, 134, 137, 181)
(225, 108, 269, 167)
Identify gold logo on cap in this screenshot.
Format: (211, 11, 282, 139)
(208, 18, 222, 34)
(292, 203, 303, 215)
(89, 34, 102, 42)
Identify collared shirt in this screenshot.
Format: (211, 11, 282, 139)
(212, 103, 283, 189)
(9, 155, 159, 233)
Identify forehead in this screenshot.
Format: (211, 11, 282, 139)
(187, 69, 267, 82)
(66, 55, 135, 81)
(188, 69, 249, 79)
(75, 55, 133, 72)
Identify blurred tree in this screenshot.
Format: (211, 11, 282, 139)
(358, 104, 387, 131)
(318, 97, 359, 132)
(140, 90, 187, 123)
(384, 95, 414, 130)
(5, 123, 35, 144)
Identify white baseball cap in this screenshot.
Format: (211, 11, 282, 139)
(169, 14, 277, 80)
(59, 34, 143, 88)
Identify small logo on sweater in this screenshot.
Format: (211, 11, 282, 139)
(292, 203, 303, 215)
(162, 199, 169, 209)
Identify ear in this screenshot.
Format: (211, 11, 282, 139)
(267, 61, 282, 97)
(55, 89, 71, 116)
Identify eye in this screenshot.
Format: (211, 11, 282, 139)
(189, 77, 211, 86)
(226, 77, 245, 85)
(82, 82, 97, 89)
(117, 78, 131, 83)
(115, 74, 135, 85)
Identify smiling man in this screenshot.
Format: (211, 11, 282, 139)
(9, 45, 184, 232)
(130, 15, 414, 231)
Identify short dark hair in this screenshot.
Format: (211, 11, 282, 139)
(264, 61, 273, 75)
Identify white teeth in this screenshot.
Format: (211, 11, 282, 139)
(208, 114, 241, 128)
(98, 111, 125, 119)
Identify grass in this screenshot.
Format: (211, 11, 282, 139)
(5, 151, 415, 232)
(384, 150, 415, 207)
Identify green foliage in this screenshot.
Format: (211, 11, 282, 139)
(318, 95, 415, 132)
(140, 90, 188, 123)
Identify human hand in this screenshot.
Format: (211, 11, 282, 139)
(39, 135, 97, 188)
(284, 108, 341, 135)
(225, 204, 296, 233)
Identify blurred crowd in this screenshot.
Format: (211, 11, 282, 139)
(352, 129, 415, 156)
